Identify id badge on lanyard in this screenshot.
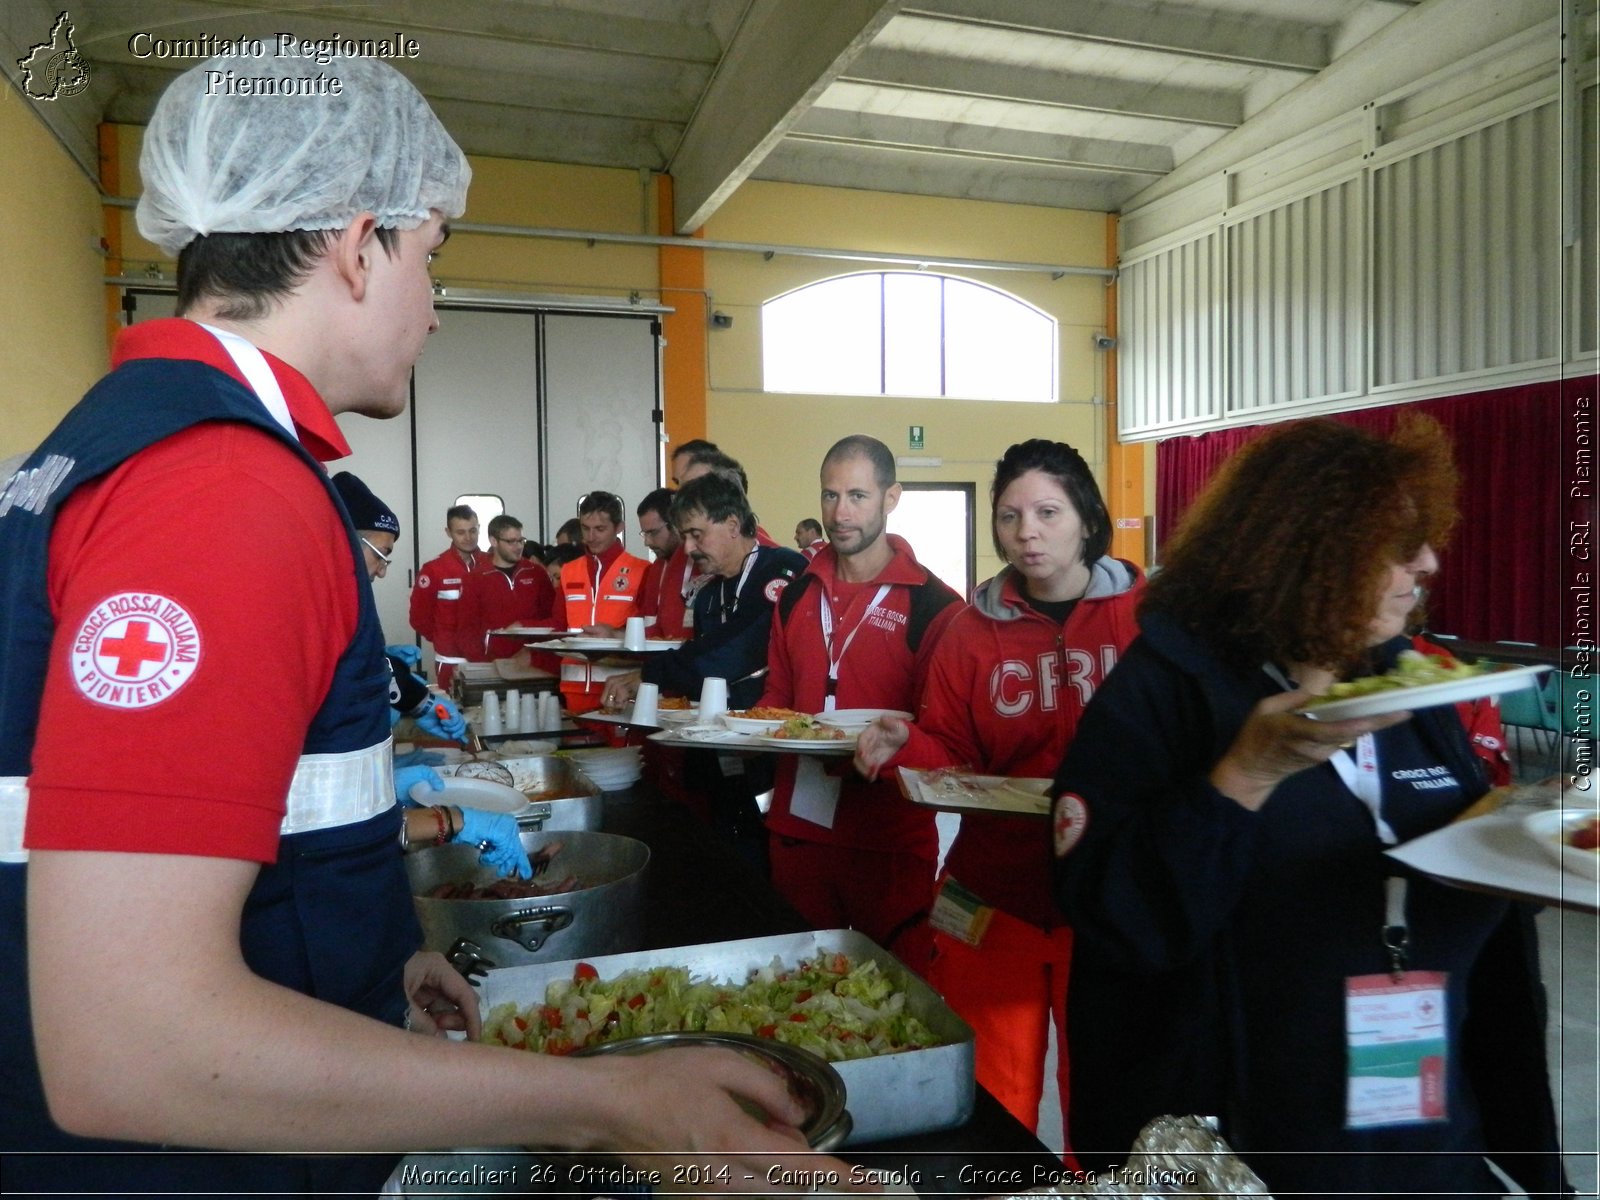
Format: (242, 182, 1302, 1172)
(1329, 732, 1450, 1129)
(818, 584, 890, 712)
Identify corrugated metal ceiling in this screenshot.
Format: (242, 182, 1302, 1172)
(6, 0, 1421, 230)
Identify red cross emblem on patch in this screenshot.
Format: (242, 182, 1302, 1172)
(764, 577, 789, 603)
(1052, 792, 1088, 857)
(69, 592, 202, 709)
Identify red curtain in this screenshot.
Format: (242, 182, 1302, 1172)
(1154, 380, 1589, 647)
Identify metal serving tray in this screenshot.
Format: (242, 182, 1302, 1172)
(447, 754, 603, 833)
(476, 928, 975, 1145)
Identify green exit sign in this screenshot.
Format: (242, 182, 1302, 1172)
(909, 425, 925, 450)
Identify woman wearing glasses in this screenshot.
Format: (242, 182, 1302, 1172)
(333, 473, 531, 881)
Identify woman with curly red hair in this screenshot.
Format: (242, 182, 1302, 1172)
(1049, 417, 1566, 1195)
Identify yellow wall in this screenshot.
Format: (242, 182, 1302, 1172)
(702, 181, 1115, 582)
(0, 92, 109, 460)
(83, 125, 1155, 581)
(110, 125, 661, 303)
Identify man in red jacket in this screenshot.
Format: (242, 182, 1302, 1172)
(635, 488, 693, 640)
(462, 514, 558, 661)
(758, 435, 961, 970)
(409, 504, 481, 689)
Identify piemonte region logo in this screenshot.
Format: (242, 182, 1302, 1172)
(17, 11, 90, 101)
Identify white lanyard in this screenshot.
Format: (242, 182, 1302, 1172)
(199, 324, 298, 441)
(819, 583, 891, 710)
(715, 547, 760, 626)
(1264, 662, 1410, 969)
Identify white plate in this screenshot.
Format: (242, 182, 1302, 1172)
(555, 636, 625, 651)
(491, 625, 559, 635)
(816, 708, 913, 732)
(753, 730, 855, 748)
(721, 715, 790, 734)
(655, 706, 700, 724)
(409, 775, 528, 814)
(1523, 809, 1600, 880)
(1301, 663, 1548, 721)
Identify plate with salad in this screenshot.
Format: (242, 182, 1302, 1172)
(754, 714, 855, 747)
(1300, 653, 1546, 721)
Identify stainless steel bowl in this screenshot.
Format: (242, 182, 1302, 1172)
(574, 1032, 852, 1151)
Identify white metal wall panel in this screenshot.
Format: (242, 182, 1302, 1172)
(1579, 80, 1598, 359)
(540, 313, 661, 542)
(1117, 233, 1221, 437)
(1370, 102, 1561, 387)
(1226, 179, 1363, 414)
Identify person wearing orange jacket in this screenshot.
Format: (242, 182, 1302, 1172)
(557, 491, 648, 713)
(408, 504, 482, 690)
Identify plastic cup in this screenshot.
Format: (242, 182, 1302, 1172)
(699, 677, 729, 722)
(623, 616, 647, 651)
(633, 682, 660, 726)
(481, 691, 503, 736)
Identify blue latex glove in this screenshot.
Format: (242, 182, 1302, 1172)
(454, 807, 532, 879)
(387, 643, 422, 670)
(395, 764, 444, 806)
(414, 693, 468, 742)
(393, 749, 446, 770)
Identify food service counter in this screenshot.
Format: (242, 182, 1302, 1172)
(401, 781, 1061, 1197)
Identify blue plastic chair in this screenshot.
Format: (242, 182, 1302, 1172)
(1495, 670, 1557, 769)
(1547, 672, 1599, 774)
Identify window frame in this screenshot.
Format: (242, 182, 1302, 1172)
(761, 270, 1059, 403)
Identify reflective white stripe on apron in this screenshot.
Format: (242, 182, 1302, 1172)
(0, 739, 396, 862)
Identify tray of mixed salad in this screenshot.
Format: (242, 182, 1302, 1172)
(1301, 652, 1546, 721)
(475, 928, 975, 1144)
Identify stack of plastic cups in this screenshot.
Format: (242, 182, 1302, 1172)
(481, 691, 504, 736)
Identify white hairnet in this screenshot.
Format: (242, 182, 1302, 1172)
(137, 57, 470, 256)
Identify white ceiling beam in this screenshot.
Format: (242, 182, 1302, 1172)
(757, 139, 1138, 212)
(791, 108, 1173, 177)
(846, 45, 1242, 127)
(78, 0, 725, 65)
(96, 56, 701, 129)
(668, 0, 902, 232)
(905, 0, 1329, 73)
(1123, 0, 1561, 210)
(95, 63, 684, 170)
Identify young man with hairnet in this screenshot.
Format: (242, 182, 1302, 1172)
(0, 56, 839, 1194)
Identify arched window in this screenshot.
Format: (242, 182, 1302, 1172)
(762, 271, 1057, 402)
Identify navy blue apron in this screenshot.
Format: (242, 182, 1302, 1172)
(0, 352, 420, 1195)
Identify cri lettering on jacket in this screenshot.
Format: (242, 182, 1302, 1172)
(989, 647, 1120, 717)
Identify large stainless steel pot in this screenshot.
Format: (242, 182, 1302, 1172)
(406, 830, 649, 969)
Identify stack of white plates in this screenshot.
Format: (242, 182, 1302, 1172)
(562, 746, 644, 791)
